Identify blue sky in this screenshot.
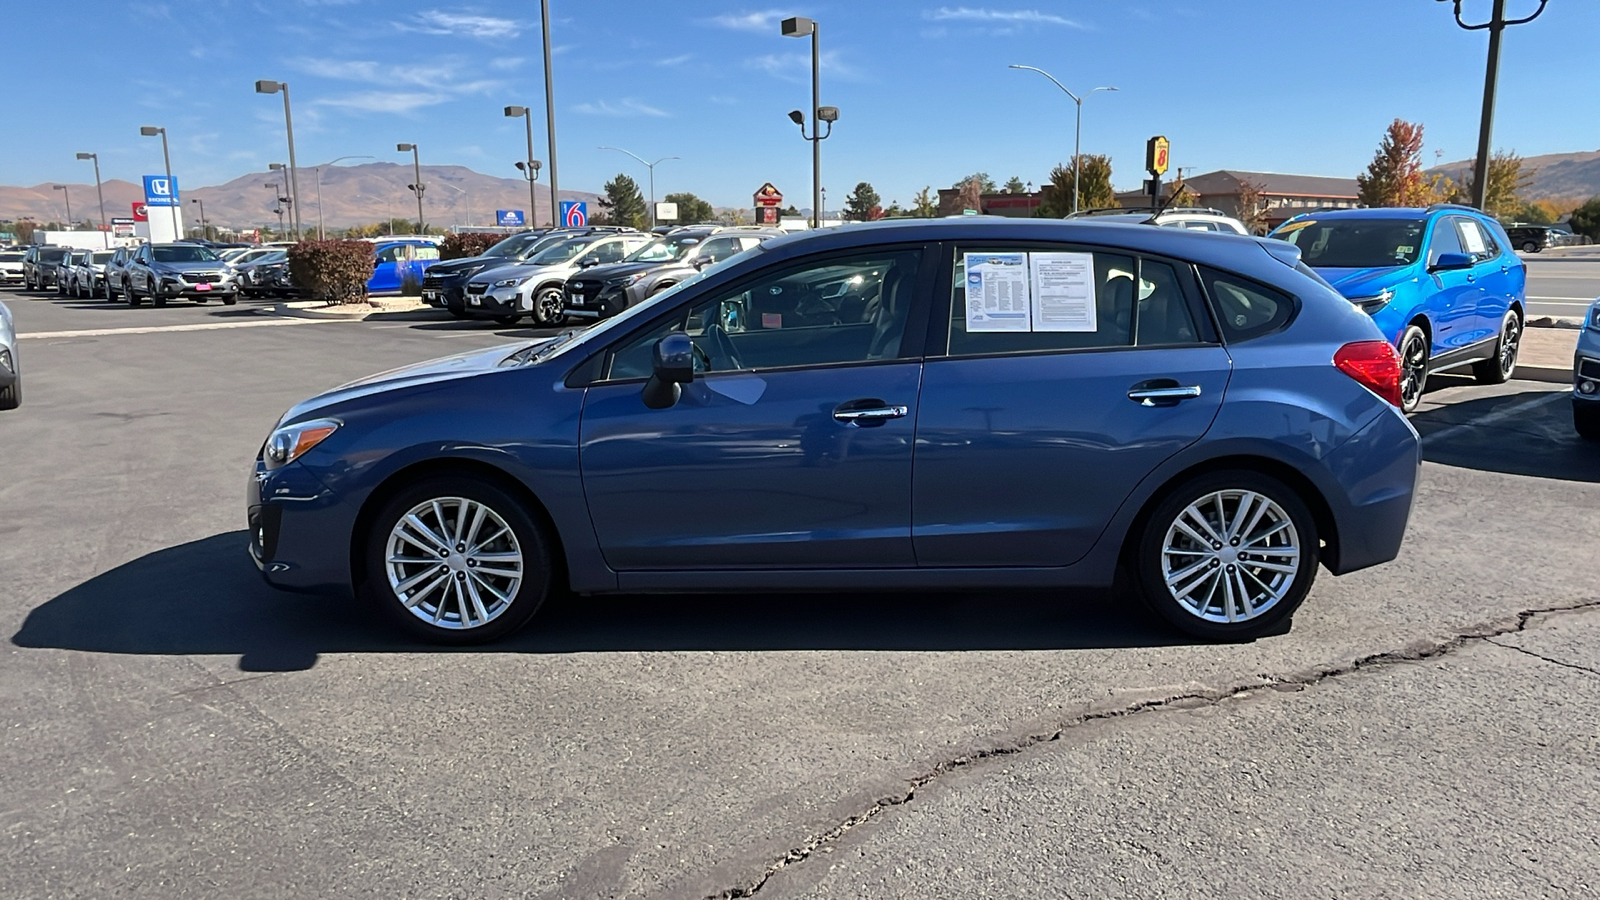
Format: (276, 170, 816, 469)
(4, 0, 1598, 208)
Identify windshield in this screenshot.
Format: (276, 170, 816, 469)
(484, 232, 544, 258)
(40, 249, 69, 262)
(152, 245, 221, 263)
(1271, 218, 1425, 268)
(0, 252, 24, 262)
(625, 235, 703, 263)
(528, 238, 593, 266)
(91, 252, 115, 263)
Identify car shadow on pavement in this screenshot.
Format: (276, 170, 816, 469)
(12, 531, 1189, 673)
(1411, 384, 1600, 482)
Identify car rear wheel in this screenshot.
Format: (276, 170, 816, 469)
(532, 287, 565, 326)
(1472, 311, 1520, 384)
(1135, 471, 1319, 642)
(127, 282, 144, 306)
(1398, 325, 1429, 414)
(1576, 402, 1600, 442)
(1522, 241, 1539, 253)
(364, 476, 553, 644)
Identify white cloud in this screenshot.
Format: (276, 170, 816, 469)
(704, 9, 792, 33)
(572, 98, 670, 118)
(317, 91, 451, 114)
(744, 49, 860, 83)
(924, 6, 1084, 27)
(656, 54, 694, 67)
(489, 56, 526, 71)
(291, 56, 504, 115)
(400, 10, 523, 39)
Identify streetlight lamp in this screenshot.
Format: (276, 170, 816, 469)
(52, 185, 72, 229)
(75, 152, 109, 247)
(504, 105, 542, 226)
(396, 143, 425, 235)
(438, 181, 472, 229)
(515, 159, 543, 225)
(781, 16, 832, 229)
(139, 125, 181, 239)
(268, 163, 294, 233)
(598, 147, 679, 230)
(255, 80, 303, 239)
(312, 155, 375, 239)
(1008, 65, 1117, 214)
(190, 198, 208, 240)
(537, 1, 560, 224)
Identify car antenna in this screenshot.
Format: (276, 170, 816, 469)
(1140, 187, 1183, 225)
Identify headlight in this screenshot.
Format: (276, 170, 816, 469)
(495, 278, 519, 287)
(607, 272, 646, 287)
(1350, 288, 1394, 314)
(1588, 303, 1600, 331)
(262, 417, 340, 470)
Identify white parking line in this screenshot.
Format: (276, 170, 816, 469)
(18, 317, 339, 340)
(1420, 391, 1566, 445)
(1527, 296, 1597, 303)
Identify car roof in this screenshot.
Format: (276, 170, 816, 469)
(1284, 207, 1439, 221)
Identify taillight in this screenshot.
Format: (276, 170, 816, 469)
(1334, 340, 1403, 407)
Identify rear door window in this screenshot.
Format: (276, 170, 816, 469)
(1429, 217, 1465, 265)
(1199, 268, 1295, 341)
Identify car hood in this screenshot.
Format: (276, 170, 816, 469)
(467, 261, 573, 284)
(569, 261, 663, 282)
(150, 261, 228, 273)
(428, 255, 510, 276)
(280, 339, 552, 423)
(1311, 266, 1412, 299)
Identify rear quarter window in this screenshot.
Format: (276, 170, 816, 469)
(1199, 267, 1297, 341)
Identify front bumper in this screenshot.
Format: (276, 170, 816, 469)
(1575, 332, 1600, 401)
(461, 285, 526, 317)
(248, 458, 355, 596)
(160, 280, 239, 298)
(563, 281, 629, 321)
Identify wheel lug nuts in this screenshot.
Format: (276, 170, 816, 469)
(438, 549, 449, 558)
(455, 572, 466, 581)
(456, 543, 466, 552)
(1227, 565, 1236, 572)
(467, 559, 477, 567)
(1230, 539, 1239, 546)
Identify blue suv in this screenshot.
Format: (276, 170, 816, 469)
(248, 219, 1421, 644)
(1270, 206, 1526, 413)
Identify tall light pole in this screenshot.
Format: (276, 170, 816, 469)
(439, 181, 471, 229)
(781, 16, 827, 229)
(190, 198, 207, 239)
(313, 155, 374, 239)
(139, 126, 181, 239)
(539, 0, 559, 223)
(504, 106, 541, 225)
(1008, 65, 1117, 214)
(255, 80, 303, 239)
(598, 147, 679, 229)
(265, 182, 286, 235)
(75, 152, 109, 247)
(397, 143, 425, 234)
(515, 160, 543, 226)
(52, 185, 72, 229)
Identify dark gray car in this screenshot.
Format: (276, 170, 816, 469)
(562, 227, 784, 322)
(124, 243, 238, 307)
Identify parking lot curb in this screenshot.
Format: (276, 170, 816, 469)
(1513, 365, 1572, 385)
(262, 298, 433, 321)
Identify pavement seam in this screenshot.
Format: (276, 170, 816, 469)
(1482, 636, 1600, 680)
(705, 598, 1600, 900)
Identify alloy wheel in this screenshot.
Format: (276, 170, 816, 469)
(384, 496, 523, 631)
(1400, 332, 1427, 410)
(1161, 489, 1301, 624)
(1497, 316, 1520, 377)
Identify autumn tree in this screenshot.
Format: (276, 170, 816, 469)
(938, 177, 985, 216)
(12, 220, 36, 244)
(911, 187, 938, 218)
(1356, 119, 1433, 208)
(1462, 150, 1535, 220)
(952, 172, 997, 194)
(1167, 178, 1200, 208)
(1036, 155, 1117, 217)
(1003, 176, 1027, 194)
(843, 182, 883, 221)
(663, 192, 715, 225)
(602, 173, 648, 229)
(1236, 179, 1268, 235)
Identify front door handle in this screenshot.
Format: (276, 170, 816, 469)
(833, 401, 909, 426)
(1127, 384, 1202, 406)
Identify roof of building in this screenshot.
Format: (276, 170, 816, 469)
(1183, 170, 1360, 199)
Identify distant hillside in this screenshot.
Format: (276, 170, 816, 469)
(0, 162, 599, 231)
(1428, 149, 1600, 201)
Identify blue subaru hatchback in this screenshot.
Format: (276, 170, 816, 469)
(1270, 206, 1526, 413)
(249, 219, 1421, 643)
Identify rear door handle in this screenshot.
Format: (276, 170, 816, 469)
(833, 401, 909, 426)
(1127, 385, 1202, 406)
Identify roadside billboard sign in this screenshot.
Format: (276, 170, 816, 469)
(142, 175, 180, 207)
(560, 201, 587, 227)
(495, 209, 525, 227)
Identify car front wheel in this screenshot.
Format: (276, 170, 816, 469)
(1135, 471, 1319, 642)
(364, 476, 553, 644)
(1523, 241, 1539, 253)
(1472, 311, 1520, 385)
(532, 287, 565, 326)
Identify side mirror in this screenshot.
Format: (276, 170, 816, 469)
(641, 332, 695, 410)
(691, 256, 714, 270)
(1429, 252, 1473, 272)
(579, 256, 600, 268)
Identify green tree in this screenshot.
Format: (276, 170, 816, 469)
(911, 187, 938, 218)
(1568, 197, 1600, 242)
(663, 192, 715, 225)
(1463, 150, 1535, 220)
(952, 172, 997, 194)
(783, 204, 801, 217)
(843, 181, 883, 221)
(1003, 176, 1027, 194)
(884, 201, 904, 217)
(602, 173, 648, 229)
(1036, 155, 1117, 217)
(1356, 119, 1432, 208)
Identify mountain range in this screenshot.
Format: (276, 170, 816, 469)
(1427, 149, 1600, 201)
(0, 162, 600, 232)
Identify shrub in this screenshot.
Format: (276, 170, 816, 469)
(440, 232, 501, 260)
(1570, 197, 1600, 243)
(399, 272, 422, 296)
(287, 239, 377, 305)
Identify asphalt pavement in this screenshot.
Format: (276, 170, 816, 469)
(1, 287, 1597, 899)
(1524, 248, 1600, 320)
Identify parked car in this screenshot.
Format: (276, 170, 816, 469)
(54, 250, 90, 295)
(20, 246, 70, 291)
(69, 249, 117, 299)
(460, 232, 656, 326)
(0, 298, 17, 410)
(0, 250, 25, 286)
(422, 227, 637, 318)
(222, 247, 278, 268)
(249, 218, 1421, 646)
(1504, 223, 1589, 254)
(104, 245, 140, 301)
(236, 251, 290, 298)
(562, 227, 785, 322)
(1269, 205, 1526, 413)
(1069, 207, 1252, 236)
(368, 239, 441, 294)
(123, 243, 239, 306)
(1575, 299, 1600, 441)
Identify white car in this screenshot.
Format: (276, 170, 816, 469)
(0, 250, 24, 285)
(70, 249, 117, 298)
(1070, 207, 1252, 236)
(460, 232, 653, 326)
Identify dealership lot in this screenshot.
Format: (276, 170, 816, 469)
(2, 289, 1597, 897)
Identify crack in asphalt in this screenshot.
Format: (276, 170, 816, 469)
(1484, 636, 1600, 680)
(705, 598, 1600, 899)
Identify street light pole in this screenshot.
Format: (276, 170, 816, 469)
(139, 126, 180, 239)
(781, 17, 824, 228)
(190, 198, 207, 239)
(397, 143, 425, 234)
(255, 80, 303, 239)
(75, 152, 109, 247)
(52, 185, 72, 228)
(598, 147, 679, 230)
(1008, 65, 1117, 214)
(504, 106, 541, 225)
(540, 0, 560, 223)
(439, 182, 471, 229)
(313, 155, 375, 240)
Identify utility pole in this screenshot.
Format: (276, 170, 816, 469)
(540, 0, 560, 222)
(75, 153, 109, 247)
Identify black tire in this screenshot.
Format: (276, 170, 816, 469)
(1576, 401, 1600, 442)
(447, 307, 470, 320)
(0, 376, 18, 411)
(1522, 241, 1539, 253)
(1398, 325, 1429, 414)
(363, 475, 553, 645)
(127, 282, 144, 306)
(649, 281, 675, 297)
(1134, 470, 1320, 642)
(107, 281, 120, 301)
(493, 314, 521, 326)
(1472, 311, 1520, 384)
(532, 286, 566, 326)
(221, 295, 237, 306)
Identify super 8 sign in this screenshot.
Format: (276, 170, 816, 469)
(560, 201, 587, 227)
(1146, 136, 1170, 177)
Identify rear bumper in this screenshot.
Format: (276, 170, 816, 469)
(1321, 407, 1421, 575)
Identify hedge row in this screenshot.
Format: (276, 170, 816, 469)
(286, 240, 377, 305)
